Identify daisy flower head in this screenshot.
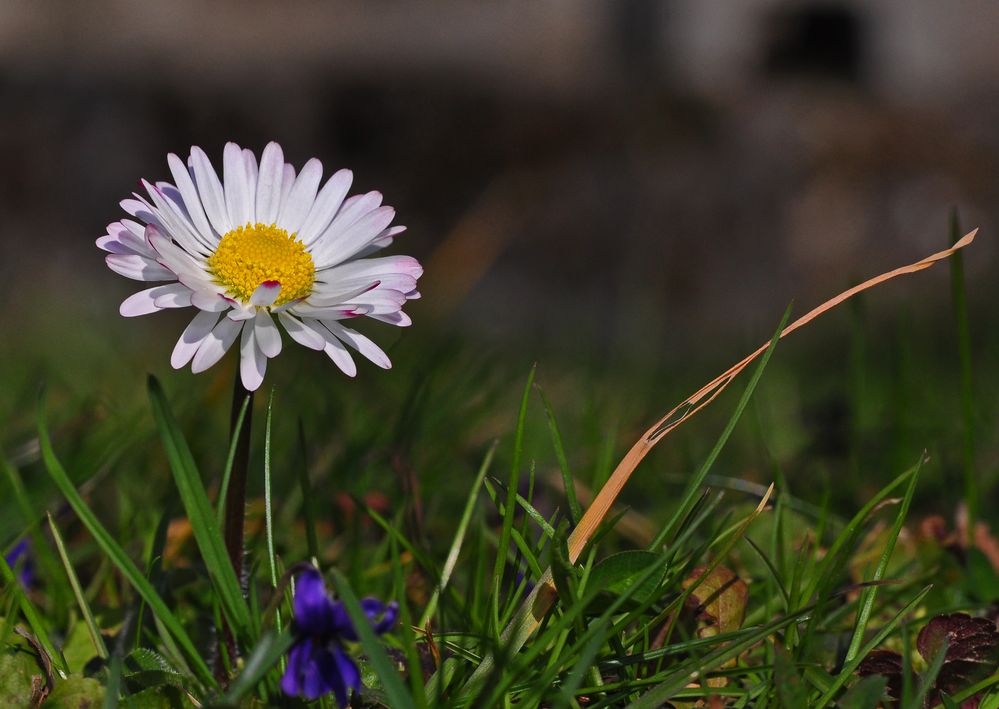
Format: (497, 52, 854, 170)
(99, 142, 422, 391)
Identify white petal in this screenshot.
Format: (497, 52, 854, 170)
(324, 322, 391, 369)
(146, 225, 211, 279)
(106, 254, 176, 282)
(120, 198, 160, 227)
(328, 191, 383, 230)
(119, 284, 187, 317)
(190, 146, 232, 236)
(249, 281, 282, 307)
(370, 310, 412, 327)
(191, 290, 231, 312)
(223, 142, 253, 229)
(254, 309, 282, 358)
(168, 153, 217, 246)
(154, 284, 194, 308)
(353, 225, 406, 258)
(289, 303, 373, 320)
(278, 312, 325, 350)
(277, 158, 322, 235)
(227, 303, 257, 321)
(138, 184, 212, 259)
(347, 288, 407, 314)
(299, 169, 353, 245)
(313, 206, 396, 269)
(255, 142, 285, 225)
(99, 222, 156, 257)
(243, 148, 258, 219)
(192, 317, 242, 373)
(305, 280, 380, 307)
(307, 319, 356, 376)
(278, 163, 296, 216)
(318, 254, 423, 282)
(172, 310, 221, 368)
(239, 321, 267, 391)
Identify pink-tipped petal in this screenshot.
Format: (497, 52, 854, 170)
(106, 254, 176, 282)
(249, 281, 282, 307)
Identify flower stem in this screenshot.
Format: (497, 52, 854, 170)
(224, 373, 254, 584)
(216, 372, 254, 684)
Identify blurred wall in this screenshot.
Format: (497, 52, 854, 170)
(1, 1, 996, 359)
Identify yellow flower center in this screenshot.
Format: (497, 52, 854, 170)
(208, 223, 315, 306)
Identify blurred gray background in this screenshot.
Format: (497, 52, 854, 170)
(2, 0, 998, 363)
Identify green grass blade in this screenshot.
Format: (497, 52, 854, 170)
(845, 453, 923, 662)
(330, 569, 415, 709)
(0, 551, 67, 675)
(419, 440, 497, 627)
(814, 585, 933, 707)
(36, 394, 215, 688)
(215, 393, 251, 529)
(263, 389, 281, 633)
(655, 304, 792, 548)
(491, 364, 536, 596)
(219, 629, 295, 705)
(46, 512, 109, 662)
(626, 607, 816, 707)
(147, 376, 251, 635)
(536, 384, 582, 525)
(907, 638, 948, 709)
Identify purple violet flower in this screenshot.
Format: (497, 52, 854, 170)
(5, 539, 34, 589)
(281, 567, 398, 706)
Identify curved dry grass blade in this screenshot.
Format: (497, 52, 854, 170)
(458, 230, 978, 695)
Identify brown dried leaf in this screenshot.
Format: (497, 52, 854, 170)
(856, 648, 906, 702)
(682, 565, 748, 635)
(918, 613, 999, 706)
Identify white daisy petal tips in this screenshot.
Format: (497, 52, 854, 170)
(100, 142, 422, 391)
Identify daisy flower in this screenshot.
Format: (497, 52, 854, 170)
(98, 142, 422, 391)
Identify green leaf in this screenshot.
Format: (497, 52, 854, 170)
(37, 392, 215, 688)
(589, 551, 666, 605)
(147, 377, 251, 636)
(0, 638, 44, 707)
(219, 629, 295, 706)
(773, 642, 809, 707)
(46, 676, 106, 708)
(839, 675, 888, 709)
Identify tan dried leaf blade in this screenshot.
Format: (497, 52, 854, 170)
(460, 229, 980, 694)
